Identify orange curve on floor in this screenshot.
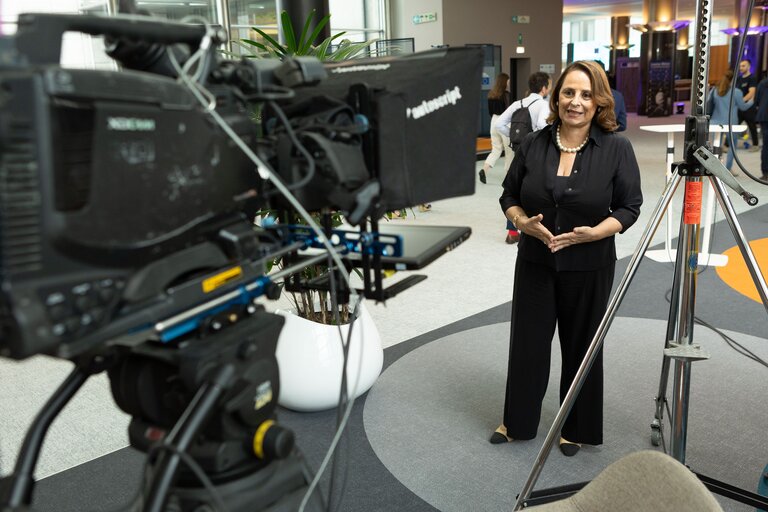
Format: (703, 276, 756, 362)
(715, 238, 768, 303)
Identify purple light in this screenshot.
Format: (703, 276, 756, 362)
(721, 26, 768, 35)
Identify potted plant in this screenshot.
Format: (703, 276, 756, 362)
(246, 10, 382, 411)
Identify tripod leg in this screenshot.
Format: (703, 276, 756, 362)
(710, 176, 768, 310)
(513, 172, 683, 511)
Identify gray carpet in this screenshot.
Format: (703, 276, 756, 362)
(364, 318, 768, 512)
(26, 206, 768, 511)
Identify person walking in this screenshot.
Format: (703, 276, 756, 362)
(736, 59, 759, 151)
(754, 76, 768, 180)
(491, 61, 643, 456)
(708, 69, 753, 175)
(480, 73, 511, 184)
(496, 72, 551, 243)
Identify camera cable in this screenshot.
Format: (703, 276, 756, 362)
(299, 296, 363, 512)
(170, 32, 356, 304)
(169, 20, 370, 511)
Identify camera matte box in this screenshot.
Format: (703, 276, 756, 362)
(291, 47, 483, 213)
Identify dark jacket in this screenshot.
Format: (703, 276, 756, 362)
(500, 122, 642, 271)
(612, 89, 627, 131)
(755, 78, 768, 123)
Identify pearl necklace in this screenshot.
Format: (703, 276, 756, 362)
(556, 125, 589, 153)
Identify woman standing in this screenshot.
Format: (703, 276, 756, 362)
(480, 73, 511, 184)
(709, 69, 753, 175)
(492, 61, 643, 456)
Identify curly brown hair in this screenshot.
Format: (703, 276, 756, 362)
(547, 60, 618, 132)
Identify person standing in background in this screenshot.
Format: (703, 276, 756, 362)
(595, 60, 626, 131)
(479, 73, 511, 184)
(754, 76, 768, 180)
(736, 59, 759, 151)
(709, 69, 753, 175)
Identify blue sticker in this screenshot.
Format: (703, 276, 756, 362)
(688, 254, 698, 271)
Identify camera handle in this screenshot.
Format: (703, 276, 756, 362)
(0, 353, 113, 507)
(12, 13, 224, 66)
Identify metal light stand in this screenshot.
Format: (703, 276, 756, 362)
(513, 0, 768, 508)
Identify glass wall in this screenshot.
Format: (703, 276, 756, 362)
(561, 17, 611, 70)
(1, 0, 385, 63)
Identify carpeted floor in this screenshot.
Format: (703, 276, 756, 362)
(29, 206, 768, 512)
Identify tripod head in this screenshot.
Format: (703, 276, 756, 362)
(107, 308, 314, 512)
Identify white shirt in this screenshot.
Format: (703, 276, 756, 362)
(495, 92, 550, 138)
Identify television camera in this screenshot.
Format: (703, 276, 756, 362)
(0, 11, 481, 512)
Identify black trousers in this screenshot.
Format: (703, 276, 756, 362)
(738, 107, 759, 146)
(503, 258, 615, 445)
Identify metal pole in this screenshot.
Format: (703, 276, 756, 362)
(668, 175, 702, 462)
(513, 172, 682, 510)
(214, 0, 232, 53)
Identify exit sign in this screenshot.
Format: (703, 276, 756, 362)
(413, 12, 438, 24)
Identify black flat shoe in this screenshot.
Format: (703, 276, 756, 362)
(479, 169, 487, 184)
(489, 427, 513, 444)
(559, 439, 581, 456)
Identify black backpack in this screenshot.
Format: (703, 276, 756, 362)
(508, 98, 540, 151)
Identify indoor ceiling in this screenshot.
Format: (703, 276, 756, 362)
(563, 0, 736, 21)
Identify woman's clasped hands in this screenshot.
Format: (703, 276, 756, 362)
(549, 226, 596, 252)
(517, 214, 596, 253)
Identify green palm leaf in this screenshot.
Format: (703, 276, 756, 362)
(300, 13, 331, 54)
(252, 27, 287, 55)
(296, 9, 316, 53)
(280, 11, 298, 52)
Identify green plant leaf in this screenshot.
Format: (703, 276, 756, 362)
(313, 31, 345, 60)
(280, 11, 298, 53)
(239, 38, 265, 49)
(296, 9, 316, 53)
(328, 40, 373, 61)
(252, 27, 287, 55)
(300, 14, 331, 54)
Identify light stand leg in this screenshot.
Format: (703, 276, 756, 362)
(513, 172, 682, 511)
(710, 176, 768, 310)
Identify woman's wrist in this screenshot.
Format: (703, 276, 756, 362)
(512, 213, 526, 229)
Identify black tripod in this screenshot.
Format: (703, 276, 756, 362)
(513, 0, 768, 508)
(0, 310, 322, 512)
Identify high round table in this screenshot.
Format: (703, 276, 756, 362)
(638, 123, 747, 267)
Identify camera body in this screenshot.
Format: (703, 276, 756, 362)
(0, 63, 261, 360)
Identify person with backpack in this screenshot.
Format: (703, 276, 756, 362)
(495, 72, 551, 243)
(491, 61, 642, 456)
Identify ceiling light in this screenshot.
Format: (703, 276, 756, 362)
(647, 20, 690, 32)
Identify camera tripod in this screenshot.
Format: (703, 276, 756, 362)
(0, 310, 323, 512)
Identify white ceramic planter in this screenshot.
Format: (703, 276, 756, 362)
(274, 302, 383, 412)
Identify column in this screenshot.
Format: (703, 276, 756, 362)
(636, 0, 681, 115)
(609, 16, 631, 74)
(280, 0, 330, 46)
